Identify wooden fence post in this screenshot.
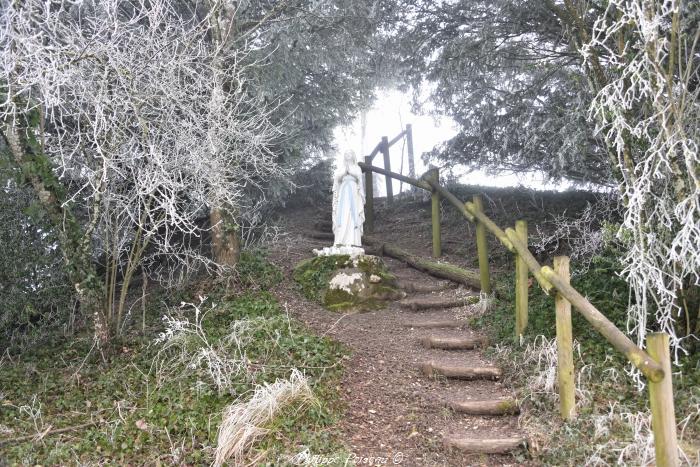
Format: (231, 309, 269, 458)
(554, 256, 575, 420)
(647, 333, 679, 467)
(406, 124, 416, 181)
(364, 156, 374, 234)
(381, 136, 393, 205)
(427, 168, 441, 258)
(514, 220, 528, 340)
(473, 195, 491, 295)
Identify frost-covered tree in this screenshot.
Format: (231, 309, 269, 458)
(385, 0, 612, 184)
(0, 0, 283, 337)
(238, 0, 388, 158)
(580, 0, 700, 357)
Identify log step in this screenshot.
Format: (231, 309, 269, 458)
(305, 230, 334, 241)
(419, 361, 502, 380)
(397, 280, 456, 294)
(313, 220, 333, 232)
(363, 237, 482, 288)
(421, 335, 488, 350)
(443, 436, 527, 454)
(402, 320, 464, 329)
(401, 296, 479, 311)
(448, 398, 520, 415)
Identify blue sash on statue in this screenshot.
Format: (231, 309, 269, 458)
(336, 176, 358, 229)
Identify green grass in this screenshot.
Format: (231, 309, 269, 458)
(473, 252, 700, 464)
(0, 252, 349, 465)
(236, 250, 284, 290)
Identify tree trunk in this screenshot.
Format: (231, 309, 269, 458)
(210, 207, 240, 268)
(364, 237, 481, 288)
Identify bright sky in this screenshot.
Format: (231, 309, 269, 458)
(334, 90, 581, 193)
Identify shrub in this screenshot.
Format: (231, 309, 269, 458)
(0, 159, 74, 349)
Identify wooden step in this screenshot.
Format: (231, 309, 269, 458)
(397, 280, 456, 294)
(401, 296, 479, 311)
(421, 335, 488, 350)
(448, 398, 519, 415)
(419, 361, 501, 380)
(313, 219, 333, 232)
(305, 230, 334, 241)
(402, 320, 464, 329)
(443, 436, 527, 454)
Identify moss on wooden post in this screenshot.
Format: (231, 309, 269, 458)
(554, 256, 575, 420)
(381, 136, 393, 205)
(473, 195, 491, 295)
(647, 333, 679, 467)
(427, 168, 441, 257)
(505, 227, 552, 293)
(514, 220, 528, 340)
(364, 156, 374, 234)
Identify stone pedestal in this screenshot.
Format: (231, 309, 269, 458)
(293, 255, 404, 311)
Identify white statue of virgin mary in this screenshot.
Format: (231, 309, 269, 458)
(332, 150, 365, 247)
(314, 150, 365, 257)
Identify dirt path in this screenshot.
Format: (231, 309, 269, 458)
(269, 206, 527, 466)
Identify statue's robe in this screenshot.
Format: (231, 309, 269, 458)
(332, 164, 364, 248)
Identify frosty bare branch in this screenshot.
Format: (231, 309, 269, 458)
(582, 0, 700, 360)
(533, 194, 620, 273)
(0, 0, 287, 330)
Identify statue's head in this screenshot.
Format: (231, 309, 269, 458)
(343, 150, 357, 165)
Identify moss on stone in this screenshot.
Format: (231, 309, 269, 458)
(355, 256, 397, 284)
(326, 302, 356, 311)
(371, 285, 404, 300)
(293, 254, 402, 312)
(293, 255, 351, 301)
(323, 287, 356, 310)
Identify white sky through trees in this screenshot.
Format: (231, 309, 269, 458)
(334, 90, 587, 194)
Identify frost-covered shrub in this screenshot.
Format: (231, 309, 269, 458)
(154, 298, 254, 393)
(582, 0, 700, 358)
(533, 194, 621, 273)
(1, 0, 285, 334)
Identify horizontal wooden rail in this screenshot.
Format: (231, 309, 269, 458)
(464, 201, 513, 251)
(541, 266, 664, 381)
(359, 162, 431, 191)
(420, 173, 478, 225)
(360, 162, 665, 382)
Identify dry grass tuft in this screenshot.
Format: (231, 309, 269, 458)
(477, 292, 496, 314)
(214, 369, 315, 467)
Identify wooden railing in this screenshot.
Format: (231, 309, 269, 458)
(359, 130, 679, 466)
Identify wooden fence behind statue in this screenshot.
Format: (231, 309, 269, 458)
(360, 128, 679, 467)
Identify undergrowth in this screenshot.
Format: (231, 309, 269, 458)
(0, 251, 348, 465)
(236, 250, 284, 290)
(473, 251, 700, 465)
(292, 255, 352, 302)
